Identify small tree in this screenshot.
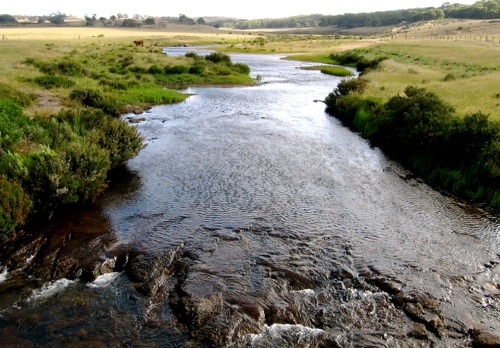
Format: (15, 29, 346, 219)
(197, 17, 206, 25)
(0, 14, 18, 24)
(122, 18, 141, 27)
(48, 12, 66, 25)
(145, 17, 155, 25)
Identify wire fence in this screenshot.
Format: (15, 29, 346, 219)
(389, 33, 500, 43)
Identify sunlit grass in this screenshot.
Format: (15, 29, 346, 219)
(0, 36, 253, 115)
(301, 65, 354, 76)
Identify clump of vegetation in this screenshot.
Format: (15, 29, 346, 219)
(69, 88, 118, 115)
(0, 98, 144, 236)
(0, 82, 37, 107)
(25, 58, 88, 77)
(32, 75, 76, 89)
(205, 52, 232, 64)
(443, 73, 456, 81)
(325, 79, 500, 208)
(0, 175, 32, 240)
(329, 51, 387, 72)
(320, 66, 353, 77)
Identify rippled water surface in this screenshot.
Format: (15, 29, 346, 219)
(1, 48, 499, 347)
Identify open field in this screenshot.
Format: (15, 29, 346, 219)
(357, 40, 500, 119)
(0, 25, 241, 41)
(0, 31, 256, 116)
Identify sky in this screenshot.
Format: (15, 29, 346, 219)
(4, 0, 479, 20)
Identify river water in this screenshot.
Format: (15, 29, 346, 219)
(0, 48, 499, 347)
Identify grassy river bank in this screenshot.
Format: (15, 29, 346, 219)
(286, 40, 500, 209)
(0, 33, 254, 239)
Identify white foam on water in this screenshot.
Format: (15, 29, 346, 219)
(25, 253, 36, 264)
(28, 278, 74, 301)
(0, 267, 8, 283)
(87, 272, 121, 288)
(249, 323, 325, 344)
(291, 289, 315, 296)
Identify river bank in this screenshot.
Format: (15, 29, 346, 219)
(0, 38, 253, 239)
(307, 47, 500, 210)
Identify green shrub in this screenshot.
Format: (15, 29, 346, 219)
(185, 51, 199, 59)
(189, 63, 205, 75)
(0, 175, 32, 239)
(329, 51, 363, 65)
(27, 59, 87, 77)
(0, 99, 32, 150)
(99, 78, 128, 90)
(231, 63, 251, 74)
(0, 82, 36, 107)
(128, 65, 147, 73)
(147, 64, 164, 74)
(329, 51, 386, 72)
(69, 88, 118, 115)
(205, 52, 232, 64)
(320, 66, 353, 77)
(164, 65, 189, 74)
(118, 56, 134, 68)
(33, 75, 76, 89)
(53, 108, 145, 168)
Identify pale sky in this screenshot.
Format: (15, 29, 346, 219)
(4, 0, 478, 20)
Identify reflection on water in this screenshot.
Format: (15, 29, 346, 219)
(0, 49, 499, 347)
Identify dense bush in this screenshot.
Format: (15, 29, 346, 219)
(147, 64, 164, 74)
(25, 58, 88, 77)
(205, 52, 232, 64)
(69, 88, 118, 115)
(329, 51, 387, 72)
(185, 51, 200, 59)
(0, 99, 33, 150)
(128, 65, 147, 73)
(232, 63, 251, 74)
(0, 175, 32, 240)
(0, 82, 36, 107)
(99, 78, 128, 90)
(189, 63, 206, 75)
(325, 80, 500, 208)
(329, 51, 363, 65)
(377, 86, 455, 157)
(0, 100, 144, 233)
(33, 75, 76, 89)
(164, 65, 190, 74)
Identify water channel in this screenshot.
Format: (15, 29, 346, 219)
(0, 48, 499, 347)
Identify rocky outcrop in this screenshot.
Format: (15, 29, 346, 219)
(125, 243, 185, 296)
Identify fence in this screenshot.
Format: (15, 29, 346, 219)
(390, 34, 499, 43)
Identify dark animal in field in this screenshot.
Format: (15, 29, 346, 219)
(133, 40, 144, 46)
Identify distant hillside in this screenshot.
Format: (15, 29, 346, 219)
(216, 0, 500, 29)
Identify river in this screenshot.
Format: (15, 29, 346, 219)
(0, 48, 499, 347)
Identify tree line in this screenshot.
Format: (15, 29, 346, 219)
(0, 13, 208, 28)
(221, 0, 500, 29)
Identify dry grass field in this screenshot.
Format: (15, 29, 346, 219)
(358, 40, 500, 119)
(0, 25, 241, 41)
(2, 22, 500, 118)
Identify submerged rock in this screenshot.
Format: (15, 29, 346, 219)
(408, 323, 428, 339)
(471, 328, 500, 347)
(125, 243, 184, 296)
